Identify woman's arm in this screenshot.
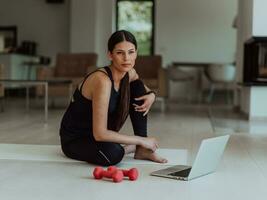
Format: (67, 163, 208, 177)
(129, 68, 154, 93)
(129, 69, 156, 115)
(91, 72, 158, 151)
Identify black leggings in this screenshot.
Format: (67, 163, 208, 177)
(61, 80, 147, 166)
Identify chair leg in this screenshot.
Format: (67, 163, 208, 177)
(161, 98, 166, 112)
(207, 84, 215, 103)
(188, 80, 196, 104)
(50, 98, 56, 108)
(156, 97, 166, 112)
(0, 98, 4, 112)
(226, 84, 232, 105)
(168, 80, 172, 101)
(198, 82, 204, 104)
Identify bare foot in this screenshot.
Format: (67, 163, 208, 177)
(134, 146, 168, 163)
(123, 145, 136, 154)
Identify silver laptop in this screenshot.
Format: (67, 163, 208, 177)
(151, 135, 230, 181)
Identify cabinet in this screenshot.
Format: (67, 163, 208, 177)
(0, 54, 38, 87)
(0, 53, 39, 80)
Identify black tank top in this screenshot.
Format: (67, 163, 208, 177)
(60, 66, 120, 143)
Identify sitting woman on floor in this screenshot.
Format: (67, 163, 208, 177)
(59, 30, 167, 166)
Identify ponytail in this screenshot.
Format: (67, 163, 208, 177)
(113, 73, 130, 131)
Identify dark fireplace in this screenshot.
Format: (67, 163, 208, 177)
(243, 37, 267, 84)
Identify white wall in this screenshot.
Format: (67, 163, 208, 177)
(250, 87, 267, 119)
(94, 0, 116, 66)
(70, 0, 96, 53)
(69, 0, 115, 66)
(156, 0, 237, 66)
(241, 87, 267, 120)
(253, 0, 267, 36)
(0, 0, 70, 64)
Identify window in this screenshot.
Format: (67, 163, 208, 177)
(116, 0, 155, 55)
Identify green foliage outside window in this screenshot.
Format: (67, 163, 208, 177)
(118, 1, 153, 55)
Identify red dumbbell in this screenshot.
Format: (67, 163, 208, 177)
(107, 166, 117, 172)
(121, 168, 138, 181)
(107, 166, 139, 181)
(93, 167, 123, 183)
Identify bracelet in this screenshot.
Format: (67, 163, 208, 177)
(145, 90, 156, 96)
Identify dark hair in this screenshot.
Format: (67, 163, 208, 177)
(108, 30, 137, 131)
(108, 30, 137, 52)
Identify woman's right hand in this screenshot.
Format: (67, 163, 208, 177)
(139, 137, 159, 152)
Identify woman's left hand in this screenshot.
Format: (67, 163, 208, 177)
(133, 92, 156, 116)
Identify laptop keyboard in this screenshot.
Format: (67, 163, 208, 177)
(168, 168, 191, 177)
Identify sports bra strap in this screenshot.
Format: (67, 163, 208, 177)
(103, 66, 113, 81)
(79, 66, 113, 92)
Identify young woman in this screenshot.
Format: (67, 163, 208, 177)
(60, 30, 167, 166)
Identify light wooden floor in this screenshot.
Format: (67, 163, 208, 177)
(1, 98, 267, 200)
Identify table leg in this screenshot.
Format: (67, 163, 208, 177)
(69, 83, 73, 102)
(27, 65, 31, 80)
(198, 68, 203, 103)
(44, 82, 48, 123)
(26, 86, 29, 111)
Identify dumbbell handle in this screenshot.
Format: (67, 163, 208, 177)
(102, 170, 115, 178)
(122, 169, 130, 175)
(106, 166, 138, 181)
(121, 168, 137, 175)
(108, 166, 136, 175)
(121, 168, 138, 181)
(107, 166, 131, 177)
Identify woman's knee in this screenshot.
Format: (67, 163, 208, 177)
(98, 143, 125, 166)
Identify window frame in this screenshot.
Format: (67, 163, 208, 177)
(116, 0, 155, 55)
